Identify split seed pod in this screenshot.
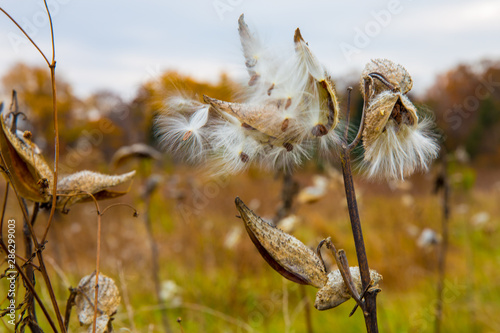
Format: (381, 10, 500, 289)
(203, 95, 300, 142)
(155, 15, 344, 174)
(75, 272, 121, 333)
(236, 197, 383, 310)
(0, 113, 53, 202)
(315, 267, 382, 310)
(294, 29, 340, 138)
(360, 59, 439, 180)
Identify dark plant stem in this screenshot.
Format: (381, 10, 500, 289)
(22, 200, 43, 333)
(274, 170, 299, 223)
(63, 288, 77, 331)
(144, 196, 172, 333)
(340, 150, 378, 332)
(339, 86, 378, 333)
(11, 179, 66, 333)
(434, 150, 450, 333)
(0, 185, 58, 332)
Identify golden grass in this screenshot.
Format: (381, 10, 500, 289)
(1, 166, 499, 332)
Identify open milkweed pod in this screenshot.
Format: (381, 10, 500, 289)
(294, 29, 339, 139)
(0, 113, 52, 203)
(360, 59, 439, 180)
(315, 267, 382, 310)
(203, 95, 301, 142)
(235, 197, 327, 288)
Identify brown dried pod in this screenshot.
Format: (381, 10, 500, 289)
(204, 95, 299, 141)
(361, 58, 413, 97)
(358, 59, 439, 180)
(75, 272, 121, 333)
(362, 92, 418, 147)
(361, 59, 419, 147)
(0, 114, 52, 202)
(57, 170, 135, 209)
(294, 29, 339, 136)
(314, 267, 382, 310)
(235, 197, 327, 288)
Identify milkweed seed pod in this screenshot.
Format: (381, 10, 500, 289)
(155, 15, 342, 174)
(56, 170, 136, 209)
(235, 197, 327, 288)
(0, 113, 53, 202)
(75, 273, 121, 333)
(360, 59, 439, 180)
(314, 267, 382, 310)
(235, 197, 383, 308)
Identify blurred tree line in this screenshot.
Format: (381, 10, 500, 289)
(1, 60, 499, 171)
(424, 60, 500, 165)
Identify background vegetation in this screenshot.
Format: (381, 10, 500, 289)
(1, 59, 499, 332)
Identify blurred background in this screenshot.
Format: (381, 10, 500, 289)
(0, 0, 499, 332)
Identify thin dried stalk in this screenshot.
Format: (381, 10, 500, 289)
(434, 149, 450, 333)
(144, 193, 172, 333)
(0, 4, 66, 331)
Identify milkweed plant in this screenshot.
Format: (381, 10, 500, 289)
(155, 14, 439, 333)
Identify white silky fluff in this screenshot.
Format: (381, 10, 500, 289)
(155, 16, 343, 174)
(209, 120, 263, 175)
(362, 118, 439, 180)
(155, 104, 210, 163)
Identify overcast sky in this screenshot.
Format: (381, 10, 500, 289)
(1, 0, 500, 102)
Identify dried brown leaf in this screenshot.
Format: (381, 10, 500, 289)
(75, 272, 120, 333)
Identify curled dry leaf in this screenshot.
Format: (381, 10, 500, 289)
(314, 267, 382, 310)
(235, 197, 327, 288)
(57, 170, 136, 209)
(75, 272, 121, 333)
